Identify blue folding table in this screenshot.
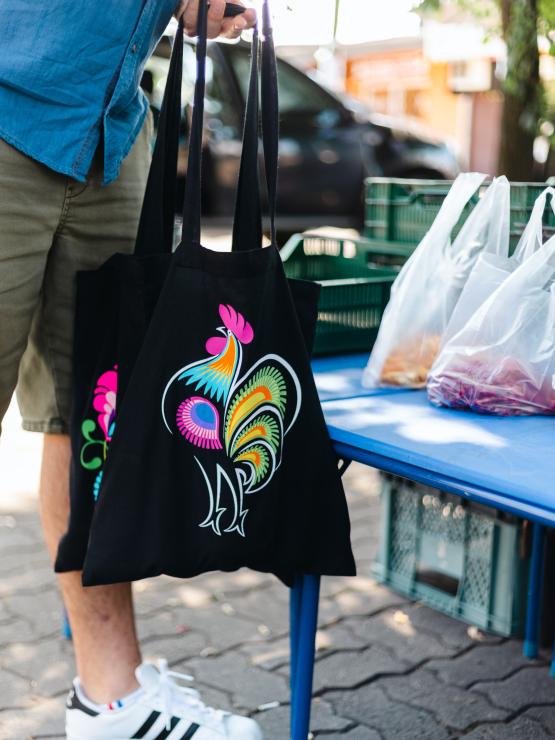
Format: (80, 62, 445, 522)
(289, 353, 555, 740)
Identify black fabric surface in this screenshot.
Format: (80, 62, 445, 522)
(57, 0, 355, 587)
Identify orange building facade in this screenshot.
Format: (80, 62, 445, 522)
(344, 40, 503, 174)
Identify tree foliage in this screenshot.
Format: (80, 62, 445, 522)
(415, 0, 555, 177)
(539, 0, 555, 38)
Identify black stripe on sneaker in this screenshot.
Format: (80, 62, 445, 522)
(66, 688, 99, 717)
(178, 723, 200, 739)
(152, 717, 180, 739)
(131, 710, 161, 738)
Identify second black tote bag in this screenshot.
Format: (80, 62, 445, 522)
(81, 0, 355, 587)
(54, 24, 186, 572)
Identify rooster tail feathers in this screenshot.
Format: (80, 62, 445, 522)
(223, 355, 302, 495)
(224, 364, 287, 450)
(233, 440, 278, 494)
(229, 412, 282, 458)
(226, 354, 301, 436)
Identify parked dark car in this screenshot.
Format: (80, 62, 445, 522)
(145, 35, 460, 232)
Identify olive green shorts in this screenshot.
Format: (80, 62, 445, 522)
(0, 113, 153, 435)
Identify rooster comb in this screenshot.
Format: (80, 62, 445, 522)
(219, 304, 254, 345)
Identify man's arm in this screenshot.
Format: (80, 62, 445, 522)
(175, 0, 257, 39)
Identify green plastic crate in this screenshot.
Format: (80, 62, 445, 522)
(281, 231, 412, 269)
(364, 177, 555, 254)
(372, 473, 529, 636)
(281, 233, 397, 356)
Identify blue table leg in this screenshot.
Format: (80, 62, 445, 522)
(524, 523, 545, 659)
(290, 574, 320, 740)
(290, 574, 303, 702)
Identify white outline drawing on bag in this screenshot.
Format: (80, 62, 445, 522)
(161, 304, 301, 536)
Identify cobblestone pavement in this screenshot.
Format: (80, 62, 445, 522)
(0, 398, 553, 739)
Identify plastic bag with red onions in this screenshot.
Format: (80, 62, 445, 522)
(428, 234, 555, 416)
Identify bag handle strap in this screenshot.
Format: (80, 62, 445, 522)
(449, 176, 510, 261)
(180, 0, 209, 247)
(513, 186, 555, 262)
(261, 0, 279, 247)
(231, 0, 278, 251)
(179, 0, 278, 256)
(231, 25, 262, 251)
(135, 19, 184, 256)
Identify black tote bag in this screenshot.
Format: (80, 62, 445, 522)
(81, 0, 355, 587)
(54, 25, 185, 573)
(55, 8, 321, 575)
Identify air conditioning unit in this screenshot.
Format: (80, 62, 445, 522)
(448, 59, 493, 93)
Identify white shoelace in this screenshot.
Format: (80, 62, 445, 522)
(155, 659, 227, 731)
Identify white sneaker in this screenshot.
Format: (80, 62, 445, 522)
(65, 659, 264, 739)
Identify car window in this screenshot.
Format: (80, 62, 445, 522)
(184, 43, 241, 137)
(228, 46, 339, 117)
(205, 48, 242, 136)
(146, 40, 241, 138)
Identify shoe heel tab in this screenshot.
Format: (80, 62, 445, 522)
(67, 686, 100, 717)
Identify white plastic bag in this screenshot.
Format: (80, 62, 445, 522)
(363, 172, 488, 388)
(442, 186, 555, 346)
(427, 234, 555, 415)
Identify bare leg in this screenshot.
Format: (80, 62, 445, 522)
(39, 434, 141, 704)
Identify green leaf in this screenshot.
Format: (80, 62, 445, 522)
(80, 419, 103, 470)
(81, 418, 98, 442)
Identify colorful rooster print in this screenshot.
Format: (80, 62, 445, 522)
(79, 367, 117, 501)
(161, 304, 301, 537)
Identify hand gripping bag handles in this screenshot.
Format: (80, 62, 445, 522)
(54, 26, 186, 573)
(81, 0, 356, 587)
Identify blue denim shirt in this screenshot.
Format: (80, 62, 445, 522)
(0, 1, 176, 184)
